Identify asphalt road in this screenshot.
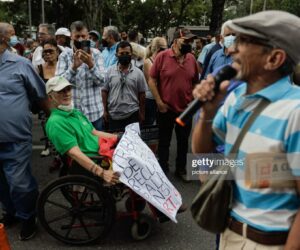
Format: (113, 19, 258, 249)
(1, 115, 215, 250)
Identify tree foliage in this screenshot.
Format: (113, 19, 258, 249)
(0, 0, 299, 37)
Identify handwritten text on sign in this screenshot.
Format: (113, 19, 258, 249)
(112, 123, 182, 222)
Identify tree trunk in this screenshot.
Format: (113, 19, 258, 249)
(83, 0, 103, 30)
(209, 0, 226, 34)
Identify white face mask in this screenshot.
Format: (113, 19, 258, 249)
(223, 35, 236, 48)
(58, 102, 74, 112)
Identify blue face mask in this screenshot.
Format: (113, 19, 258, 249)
(89, 40, 96, 48)
(9, 35, 18, 47)
(223, 35, 236, 48)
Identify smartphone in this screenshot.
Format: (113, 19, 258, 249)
(73, 40, 82, 50)
(81, 40, 91, 53)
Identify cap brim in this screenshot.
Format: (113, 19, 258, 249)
(52, 83, 74, 92)
(226, 22, 267, 39)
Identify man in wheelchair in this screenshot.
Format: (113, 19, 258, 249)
(45, 76, 120, 184)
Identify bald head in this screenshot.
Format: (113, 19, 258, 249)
(0, 23, 11, 50)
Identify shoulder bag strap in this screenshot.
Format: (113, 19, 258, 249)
(229, 99, 270, 155)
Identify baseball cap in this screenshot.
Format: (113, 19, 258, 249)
(55, 27, 71, 37)
(89, 30, 100, 40)
(227, 10, 300, 64)
(46, 76, 74, 94)
(173, 28, 197, 40)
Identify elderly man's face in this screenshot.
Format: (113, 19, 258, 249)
(232, 35, 273, 81)
(38, 26, 50, 43)
(50, 86, 72, 107)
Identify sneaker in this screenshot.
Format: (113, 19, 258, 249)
(0, 213, 19, 227)
(174, 171, 191, 183)
(40, 148, 50, 157)
(19, 216, 37, 241)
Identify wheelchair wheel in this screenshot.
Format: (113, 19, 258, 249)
(37, 175, 115, 245)
(131, 214, 153, 241)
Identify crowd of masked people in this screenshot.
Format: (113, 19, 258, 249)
(2, 10, 300, 250)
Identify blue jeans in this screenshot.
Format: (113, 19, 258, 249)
(92, 117, 104, 131)
(0, 141, 38, 220)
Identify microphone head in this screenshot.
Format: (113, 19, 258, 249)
(214, 65, 237, 84)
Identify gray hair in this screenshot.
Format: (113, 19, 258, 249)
(39, 23, 55, 36)
(221, 20, 232, 36)
(106, 29, 119, 41)
(104, 26, 118, 33)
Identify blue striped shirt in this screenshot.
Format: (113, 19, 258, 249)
(213, 76, 300, 232)
(55, 48, 105, 122)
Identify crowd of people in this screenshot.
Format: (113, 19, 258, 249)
(1, 9, 300, 250)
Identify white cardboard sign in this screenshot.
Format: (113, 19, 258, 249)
(112, 123, 182, 222)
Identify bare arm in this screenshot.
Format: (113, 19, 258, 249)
(92, 129, 117, 139)
(284, 180, 300, 250)
(148, 76, 169, 113)
(67, 146, 119, 184)
(143, 59, 151, 83)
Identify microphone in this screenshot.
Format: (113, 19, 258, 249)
(176, 65, 237, 127)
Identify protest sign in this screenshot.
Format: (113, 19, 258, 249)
(113, 123, 182, 222)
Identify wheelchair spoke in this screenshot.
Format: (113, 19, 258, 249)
(79, 187, 89, 202)
(47, 212, 72, 224)
(78, 215, 92, 239)
(46, 199, 71, 210)
(64, 215, 76, 239)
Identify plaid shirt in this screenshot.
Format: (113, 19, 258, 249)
(55, 48, 105, 122)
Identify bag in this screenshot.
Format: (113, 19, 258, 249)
(190, 99, 270, 233)
(191, 165, 233, 233)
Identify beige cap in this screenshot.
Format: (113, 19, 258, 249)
(46, 76, 74, 94)
(55, 27, 71, 37)
(227, 10, 300, 64)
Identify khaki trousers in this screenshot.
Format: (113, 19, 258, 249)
(219, 228, 284, 250)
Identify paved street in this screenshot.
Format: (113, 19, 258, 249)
(1, 115, 215, 250)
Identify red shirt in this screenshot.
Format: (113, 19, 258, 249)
(150, 48, 198, 113)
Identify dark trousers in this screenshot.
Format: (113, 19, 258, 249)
(157, 110, 192, 174)
(145, 98, 157, 125)
(0, 142, 38, 220)
(108, 111, 139, 131)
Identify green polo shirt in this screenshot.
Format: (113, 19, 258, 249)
(46, 108, 99, 156)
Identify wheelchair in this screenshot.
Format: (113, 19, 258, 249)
(37, 125, 161, 245)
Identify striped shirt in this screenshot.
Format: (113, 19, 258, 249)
(213, 76, 300, 232)
(55, 47, 105, 122)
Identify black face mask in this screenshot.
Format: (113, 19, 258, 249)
(101, 39, 108, 47)
(180, 43, 192, 55)
(118, 55, 131, 66)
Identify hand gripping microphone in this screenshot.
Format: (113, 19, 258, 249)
(176, 65, 237, 127)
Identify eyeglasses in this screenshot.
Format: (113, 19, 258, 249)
(235, 35, 274, 48)
(38, 32, 48, 36)
(224, 33, 236, 37)
(43, 49, 55, 54)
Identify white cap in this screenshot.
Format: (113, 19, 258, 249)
(46, 76, 74, 94)
(55, 27, 71, 37)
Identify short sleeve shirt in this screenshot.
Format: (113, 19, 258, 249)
(150, 48, 199, 113)
(46, 109, 99, 156)
(103, 64, 146, 120)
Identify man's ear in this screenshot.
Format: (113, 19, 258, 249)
(264, 49, 286, 71)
